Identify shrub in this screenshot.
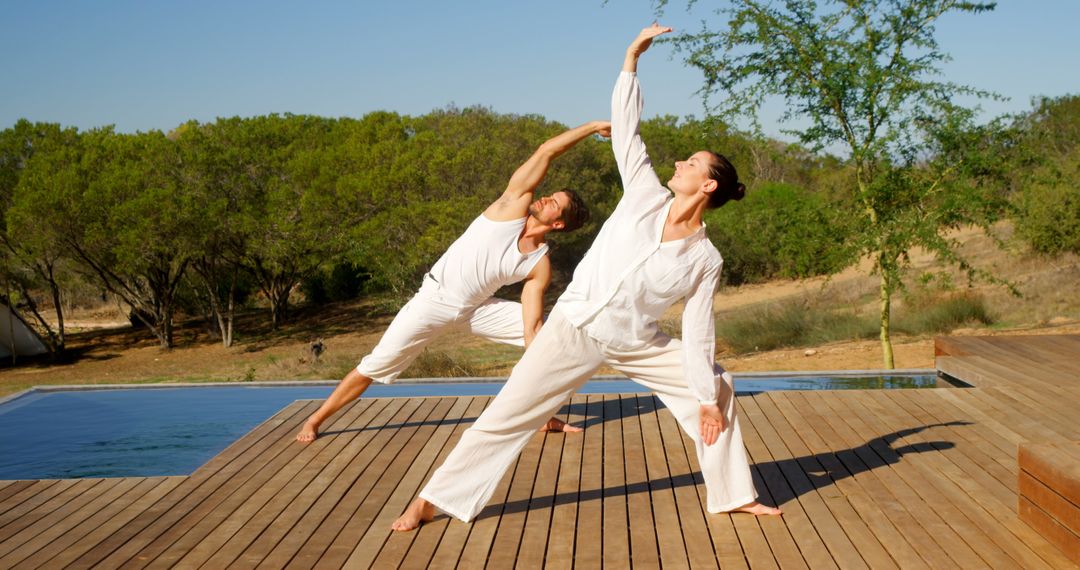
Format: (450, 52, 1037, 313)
(1014, 148, 1080, 256)
(705, 182, 854, 285)
(716, 298, 877, 354)
(895, 292, 994, 335)
(402, 349, 485, 378)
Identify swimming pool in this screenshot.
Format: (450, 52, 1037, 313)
(0, 372, 938, 480)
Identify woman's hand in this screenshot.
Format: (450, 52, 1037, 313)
(628, 23, 673, 57)
(594, 120, 612, 138)
(623, 23, 673, 72)
(698, 402, 729, 446)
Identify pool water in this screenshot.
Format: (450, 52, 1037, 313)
(0, 374, 936, 480)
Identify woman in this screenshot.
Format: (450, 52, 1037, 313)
(393, 23, 781, 531)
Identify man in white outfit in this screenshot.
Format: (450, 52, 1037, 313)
(392, 24, 781, 531)
(296, 120, 611, 443)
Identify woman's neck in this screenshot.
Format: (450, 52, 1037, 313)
(663, 193, 707, 241)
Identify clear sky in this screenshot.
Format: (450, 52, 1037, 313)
(3, 1, 1078, 142)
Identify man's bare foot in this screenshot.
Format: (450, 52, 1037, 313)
(728, 501, 782, 516)
(295, 419, 320, 443)
(391, 498, 435, 531)
(539, 417, 583, 433)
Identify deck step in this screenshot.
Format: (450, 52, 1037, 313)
(1019, 440, 1080, 564)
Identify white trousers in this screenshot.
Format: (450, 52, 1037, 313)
(356, 278, 524, 383)
(419, 310, 758, 522)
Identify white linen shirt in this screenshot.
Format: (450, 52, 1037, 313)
(554, 71, 725, 405)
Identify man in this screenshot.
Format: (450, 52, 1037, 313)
(295, 120, 610, 443)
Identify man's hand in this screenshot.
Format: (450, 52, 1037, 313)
(594, 120, 612, 138)
(699, 403, 728, 446)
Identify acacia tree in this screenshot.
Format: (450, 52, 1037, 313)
(1, 121, 84, 353)
(661, 0, 1005, 367)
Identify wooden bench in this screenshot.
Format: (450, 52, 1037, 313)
(1018, 440, 1080, 564)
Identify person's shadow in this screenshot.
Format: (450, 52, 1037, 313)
(467, 395, 970, 520)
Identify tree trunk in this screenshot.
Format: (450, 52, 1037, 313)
(47, 263, 65, 350)
(878, 258, 895, 369)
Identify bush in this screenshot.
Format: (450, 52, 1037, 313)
(705, 182, 854, 285)
(402, 349, 485, 378)
(301, 263, 370, 304)
(1014, 148, 1080, 255)
(716, 298, 877, 354)
(895, 292, 994, 335)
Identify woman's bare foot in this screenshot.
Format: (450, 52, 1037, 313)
(539, 417, 583, 433)
(295, 419, 320, 443)
(391, 498, 435, 531)
(728, 501, 782, 516)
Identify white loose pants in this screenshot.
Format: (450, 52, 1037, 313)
(357, 278, 524, 384)
(419, 310, 758, 522)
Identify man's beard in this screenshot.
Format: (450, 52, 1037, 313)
(527, 202, 542, 220)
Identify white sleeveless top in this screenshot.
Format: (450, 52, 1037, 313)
(427, 215, 548, 307)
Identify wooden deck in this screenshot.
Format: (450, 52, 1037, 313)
(2, 334, 1079, 568)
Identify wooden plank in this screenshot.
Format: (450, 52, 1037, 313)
(0, 480, 39, 511)
(619, 393, 660, 568)
(842, 390, 1013, 568)
(33, 476, 184, 569)
(636, 394, 690, 569)
(513, 401, 567, 570)
(732, 396, 809, 570)
(0, 477, 132, 567)
(543, 394, 588, 570)
(905, 389, 1016, 476)
(652, 394, 720, 570)
(674, 397, 750, 570)
(1019, 497, 1080, 566)
(0, 478, 106, 551)
(743, 393, 858, 569)
(186, 396, 397, 568)
(398, 396, 491, 569)
(188, 399, 317, 479)
(0, 480, 67, 527)
(323, 397, 463, 568)
(806, 391, 963, 569)
(858, 391, 1045, 569)
(352, 397, 479, 569)
(128, 400, 349, 569)
(780, 391, 928, 569)
(881, 391, 1017, 510)
(289, 397, 440, 568)
(481, 404, 547, 568)
(10, 476, 168, 569)
(1021, 442, 1080, 506)
(76, 399, 319, 569)
(601, 394, 630, 569)
(1020, 471, 1080, 537)
(447, 447, 519, 569)
(771, 391, 917, 568)
(571, 395, 604, 570)
(252, 398, 410, 569)
(759, 391, 896, 569)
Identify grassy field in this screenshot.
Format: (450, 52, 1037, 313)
(2, 223, 1078, 399)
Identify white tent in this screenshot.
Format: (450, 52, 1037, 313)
(1, 303, 48, 359)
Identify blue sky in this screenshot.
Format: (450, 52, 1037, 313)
(3, 1, 1078, 142)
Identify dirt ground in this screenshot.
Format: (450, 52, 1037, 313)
(2, 224, 1078, 398)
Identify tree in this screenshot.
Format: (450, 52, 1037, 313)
(661, 0, 1005, 367)
(1, 121, 83, 353)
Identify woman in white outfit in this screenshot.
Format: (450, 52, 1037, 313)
(393, 23, 781, 531)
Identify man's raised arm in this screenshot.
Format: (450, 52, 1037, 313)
(495, 121, 611, 207)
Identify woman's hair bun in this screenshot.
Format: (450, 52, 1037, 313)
(732, 182, 746, 201)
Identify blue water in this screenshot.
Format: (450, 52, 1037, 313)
(0, 375, 935, 480)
